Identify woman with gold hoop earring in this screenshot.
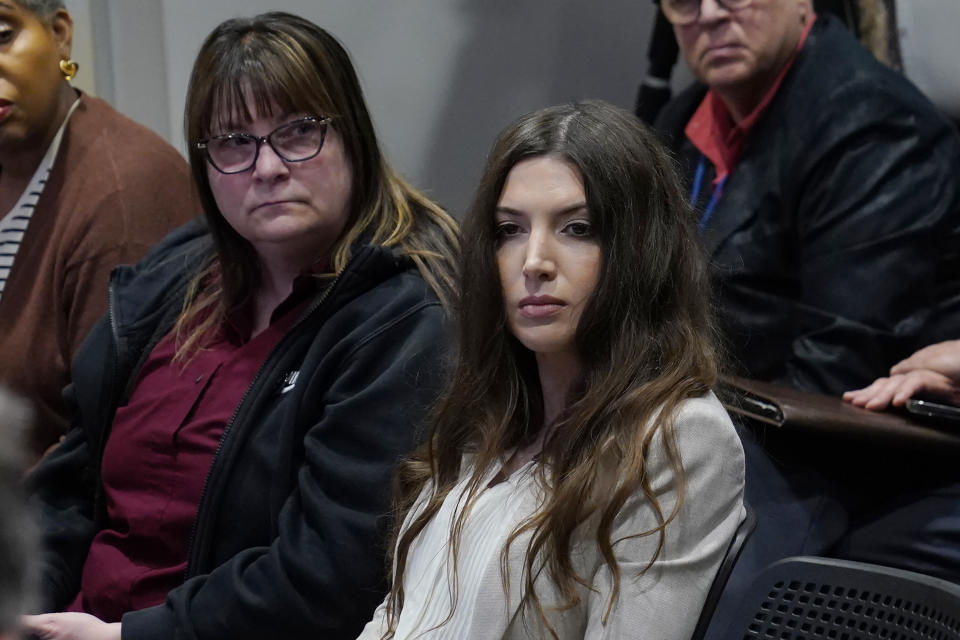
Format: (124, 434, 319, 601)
(0, 0, 197, 464)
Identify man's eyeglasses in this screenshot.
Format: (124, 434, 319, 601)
(197, 116, 333, 175)
(656, 0, 754, 26)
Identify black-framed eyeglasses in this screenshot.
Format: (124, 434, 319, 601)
(655, 0, 753, 26)
(196, 116, 333, 175)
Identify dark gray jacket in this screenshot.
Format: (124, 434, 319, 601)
(28, 218, 448, 640)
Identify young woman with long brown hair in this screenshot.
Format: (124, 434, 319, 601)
(359, 100, 745, 640)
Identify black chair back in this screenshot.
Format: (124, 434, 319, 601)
(721, 556, 960, 639)
(691, 505, 757, 640)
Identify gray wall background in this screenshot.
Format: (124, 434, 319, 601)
(77, 1, 669, 217)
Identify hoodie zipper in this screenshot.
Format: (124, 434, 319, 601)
(90, 280, 124, 521)
(102, 280, 122, 457)
(182, 260, 351, 579)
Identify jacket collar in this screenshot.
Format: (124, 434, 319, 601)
(694, 16, 834, 257)
(684, 15, 816, 185)
(108, 217, 412, 340)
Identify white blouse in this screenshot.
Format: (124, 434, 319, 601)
(358, 392, 746, 640)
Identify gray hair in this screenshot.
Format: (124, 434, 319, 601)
(15, 0, 65, 17)
(0, 389, 36, 633)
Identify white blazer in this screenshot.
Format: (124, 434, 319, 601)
(358, 392, 746, 640)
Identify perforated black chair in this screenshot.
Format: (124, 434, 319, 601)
(690, 506, 758, 640)
(719, 556, 960, 640)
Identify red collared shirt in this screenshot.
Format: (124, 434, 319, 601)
(66, 289, 311, 622)
(685, 15, 817, 185)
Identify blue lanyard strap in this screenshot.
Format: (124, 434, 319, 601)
(690, 156, 707, 204)
(689, 155, 727, 231)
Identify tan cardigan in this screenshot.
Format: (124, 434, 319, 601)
(0, 92, 198, 459)
(359, 393, 746, 639)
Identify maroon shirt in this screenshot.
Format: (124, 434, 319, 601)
(67, 300, 305, 622)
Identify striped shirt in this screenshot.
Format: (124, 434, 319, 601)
(0, 99, 80, 303)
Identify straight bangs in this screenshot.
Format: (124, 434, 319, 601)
(196, 34, 340, 139)
(176, 11, 458, 364)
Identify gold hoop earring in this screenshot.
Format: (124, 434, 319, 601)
(59, 59, 79, 82)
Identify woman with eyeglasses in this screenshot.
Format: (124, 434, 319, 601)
(22, 12, 458, 640)
(358, 101, 745, 640)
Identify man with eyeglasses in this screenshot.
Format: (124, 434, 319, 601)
(655, 0, 960, 396)
(653, 0, 960, 635)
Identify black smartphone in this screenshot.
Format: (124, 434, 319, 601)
(906, 398, 960, 425)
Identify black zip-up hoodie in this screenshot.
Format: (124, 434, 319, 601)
(27, 217, 449, 640)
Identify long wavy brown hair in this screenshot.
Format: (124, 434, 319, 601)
(383, 100, 718, 637)
(177, 12, 458, 356)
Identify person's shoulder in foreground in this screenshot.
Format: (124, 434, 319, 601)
(0, 389, 35, 640)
